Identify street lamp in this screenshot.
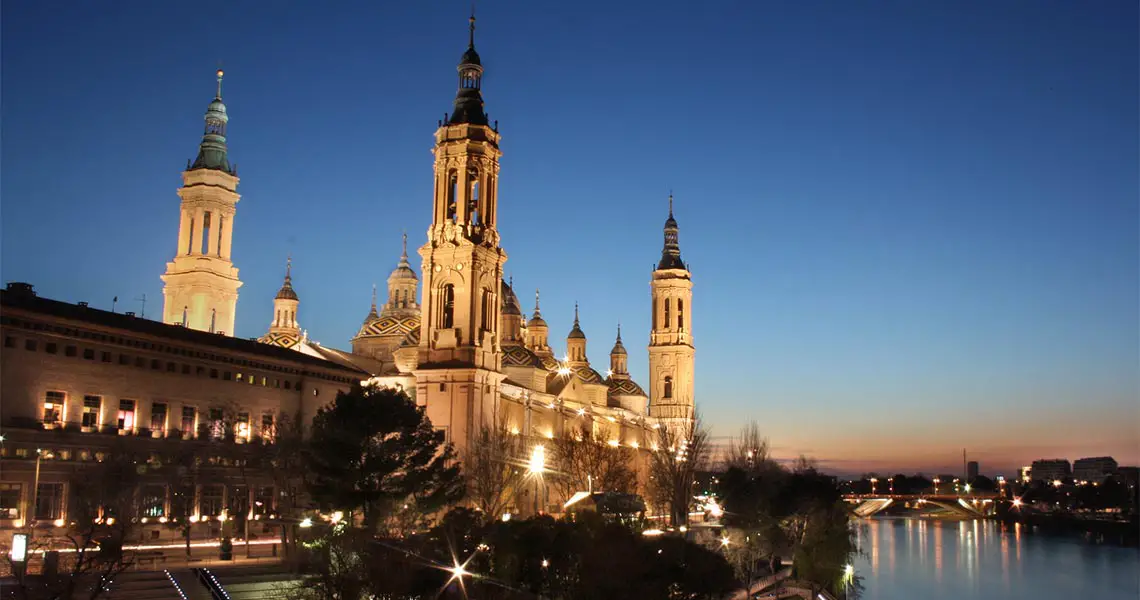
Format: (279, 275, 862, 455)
(528, 445, 546, 516)
(888, 477, 894, 494)
(933, 477, 941, 494)
(31, 449, 54, 529)
(870, 477, 878, 496)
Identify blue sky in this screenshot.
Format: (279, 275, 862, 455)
(2, 1, 1136, 475)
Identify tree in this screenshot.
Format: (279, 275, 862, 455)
(647, 415, 711, 527)
(306, 383, 465, 533)
(550, 424, 639, 503)
(465, 420, 527, 523)
(7, 444, 143, 600)
(722, 421, 779, 477)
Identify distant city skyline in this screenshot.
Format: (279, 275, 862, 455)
(2, 1, 1136, 473)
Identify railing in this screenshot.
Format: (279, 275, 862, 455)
(193, 567, 232, 600)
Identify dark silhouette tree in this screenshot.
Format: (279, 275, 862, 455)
(306, 384, 465, 533)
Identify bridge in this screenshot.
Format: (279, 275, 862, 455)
(844, 493, 1002, 518)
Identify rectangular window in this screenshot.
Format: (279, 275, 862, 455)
(200, 484, 224, 517)
(0, 483, 22, 519)
(101, 351, 111, 363)
(235, 412, 250, 441)
(209, 408, 225, 440)
(254, 486, 274, 515)
(82, 348, 95, 360)
(141, 485, 166, 518)
(119, 354, 130, 365)
(210, 369, 218, 379)
(150, 402, 167, 435)
(117, 399, 136, 432)
(43, 391, 64, 427)
(181, 406, 197, 437)
(3, 336, 14, 348)
(261, 413, 276, 442)
(34, 483, 64, 521)
(81, 395, 102, 430)
(25, 339, 37, 351)
(228, 485, 248, 518)
(45, 342, 57, 354)
(65, 345, 77, 357)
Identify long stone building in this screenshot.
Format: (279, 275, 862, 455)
(0, 15, 695, 538)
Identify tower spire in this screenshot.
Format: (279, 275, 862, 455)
(469, 5, 476, 48)
(190, 68, 233, 173)
(371, 283, 378, 311)
(574, 301, 580, 326)
(658, 193, 685, 270)
(534, 289, 542, 317)
(447, 12, 488, 125)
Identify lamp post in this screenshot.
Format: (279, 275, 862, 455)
(888, 477, 894, 495)
(933, 477, 940, 495)
(870, 477, 878, 496)
(528, 445, 546, 516)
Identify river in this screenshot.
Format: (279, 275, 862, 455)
(852, 518, 1139, 599)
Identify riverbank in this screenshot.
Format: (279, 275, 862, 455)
(997, 512, 1138, 546)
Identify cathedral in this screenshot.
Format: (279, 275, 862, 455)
(159, 16, 696, 456)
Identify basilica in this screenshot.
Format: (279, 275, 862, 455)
(160, 16, 696, 455)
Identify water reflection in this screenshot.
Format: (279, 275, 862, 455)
(855, 519, 1139, 600)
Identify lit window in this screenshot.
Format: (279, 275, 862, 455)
(141, 485, 166, 518)
(0, 483, 22, 519)
(235, 412, 250, 441)
(180, 406, 196, 438)
(209, 408, 225, 440)
(42, 391, 65, 427)
(81, 395, 101, 430)
(117, 399, 136, 433)
(261, 413, 276, 443)
(151, 402, 167, 436)
(200, 484, 224, 517)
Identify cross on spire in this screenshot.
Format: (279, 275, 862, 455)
(469, 4, 476, 48)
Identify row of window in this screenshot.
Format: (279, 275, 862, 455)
(1, 315, 355, 385)
(6, 333, 308, 391)
(40, 391, 278, 441)
(0, 481, 276, 523)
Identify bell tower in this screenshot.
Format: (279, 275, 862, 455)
(415, 13, 507, 451)
(648, 195, 695, 424)
(161, 69, 242, 335)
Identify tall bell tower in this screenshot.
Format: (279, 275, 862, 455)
(415, 14, 507, 450)
(161, 69, 242, 335)
(648, 195, 695, 425)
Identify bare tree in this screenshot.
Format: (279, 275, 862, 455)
(647, 415, 711, 527)
(465, 420, 526, 523)
(550, 424, 639, 503)
(722, 421, 778, 476)
(7, 445, 143, 600)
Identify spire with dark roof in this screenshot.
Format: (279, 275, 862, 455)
(528, 288, 547, 327)
(189, 69, 234, 174)
(610, 323, 627, 356)
(275, 256, 298, 300)
(568, 302, 586, 340)
(657, 193, 685, 270)
(447, 11, 488, 126)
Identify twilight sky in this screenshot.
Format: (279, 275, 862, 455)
(2, 1, 1136, 477)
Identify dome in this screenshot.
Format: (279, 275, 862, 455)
(567, 322, 586, 340)
(460, 47, 482, 67)
(275, 279, 298, 300)
(355, 314, 420, 340)
(398, 325, 421, 348)
(527, 314, 547, 328)
(607, 377, 646, 398)
(610, 325, 627, 355)
(503, 344, 545, 369)
(206, 98, 228, 118)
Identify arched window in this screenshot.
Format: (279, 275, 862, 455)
(663, 376, 673, 399)
(275, 310, 280, 327)
(663, 298, 671, 329)
(447, 173, 459, 221)
(652, 300, 658, 330)
(442, 284, 455, 329)
(677, 299, 684, 330)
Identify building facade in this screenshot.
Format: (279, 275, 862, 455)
(1029, 459, 1072, 483)
(1072, 457, 1118, 484)
(0, 15, 699, 531)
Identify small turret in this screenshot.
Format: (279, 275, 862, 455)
(189, 69, 234, 174)
(609, 324, 628, 376)
(566, 302, 588, 366)
(526, 289, 551, 356)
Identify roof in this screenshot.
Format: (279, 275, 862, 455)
(0, 283, 367, 375)
(607, 377, 647, 398)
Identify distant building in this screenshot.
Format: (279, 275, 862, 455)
(1116, 466, 1138, 488)
(967, 461, 979, 482)
(1019, 465, 1032, 483)
(1030, 459, 1071, 483)
(1073, 457, 1117, 483)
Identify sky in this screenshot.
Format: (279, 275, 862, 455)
(2, 1, 1137, 477)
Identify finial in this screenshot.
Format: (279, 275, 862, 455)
(469, 4, 476, 48)
(285, 255, 292, 280)
(616, 322, 622, 342)
(216, 68, 224, 99)
(508, 274, 513, 289)
(401, 230, 408, 259)
(668, 191, 674, 216)
(574, 301, 580, 325)
(534, 289, 541, 314)
(371, 283, 377, 308)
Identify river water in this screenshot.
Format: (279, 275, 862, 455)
(853, 518, 1139, 599)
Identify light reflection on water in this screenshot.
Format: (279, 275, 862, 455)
(855, 518, 1138, 599)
